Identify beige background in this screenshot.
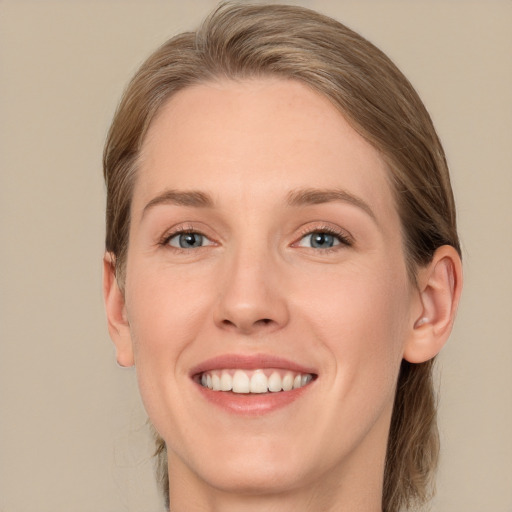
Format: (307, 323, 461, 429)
(1, 1, 511, 511)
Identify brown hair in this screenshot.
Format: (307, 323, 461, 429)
(103, 3, 460, 511)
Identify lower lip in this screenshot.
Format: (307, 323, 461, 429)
(195, 381, 315, 416)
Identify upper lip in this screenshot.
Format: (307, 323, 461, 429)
(189, 353, 317, 377)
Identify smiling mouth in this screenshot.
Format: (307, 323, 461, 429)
(197, 369, 316, 394)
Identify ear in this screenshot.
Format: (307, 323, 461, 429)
(404, 245, 463, 363)
(103, 252, 134, 367)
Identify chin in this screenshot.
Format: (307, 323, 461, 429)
(194, 456, 311, 496)
(178, 429, 342, 500)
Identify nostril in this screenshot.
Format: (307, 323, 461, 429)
(220, 317, 274, 330)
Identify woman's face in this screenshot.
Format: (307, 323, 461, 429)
(121, 79, 420, 497)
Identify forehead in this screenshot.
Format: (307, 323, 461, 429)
(135, 78, 397, 222)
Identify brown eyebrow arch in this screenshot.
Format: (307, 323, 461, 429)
(287, 187, 376, 221)
(142, 189, 214, 218)
(142, 187, 375, 221)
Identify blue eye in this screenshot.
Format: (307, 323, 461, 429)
(298, 231, 343, 249)
(167, 232, 211, 249)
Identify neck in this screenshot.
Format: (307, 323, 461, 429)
(170, 482, 382, 512)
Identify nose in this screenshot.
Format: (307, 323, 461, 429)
(213, 246, 290, 336)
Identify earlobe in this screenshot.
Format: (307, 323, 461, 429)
(404, 245, 463, 364)
(103, 252, 135, 367)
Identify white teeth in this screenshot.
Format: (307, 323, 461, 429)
(268, 371, 282, 392)
(250, 370, 268, 393)
(232, 370, 250, 393)
(220, 372, 232, 391)
(211, 373, 221, 391)
(199, 369, 314, 393)
(282, 372, 294, 391)
(302, 374, 312, 386)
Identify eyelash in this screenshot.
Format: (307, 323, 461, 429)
(294, 225, 353, 251)
(159, 226, 213, 249)
(159, 225, 353, 252)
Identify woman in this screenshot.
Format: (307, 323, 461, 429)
(102, 3, 462, 511)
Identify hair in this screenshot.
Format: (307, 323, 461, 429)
(103, 3, 460, 511)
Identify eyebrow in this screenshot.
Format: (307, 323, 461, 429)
(287, 187, 377, 221)
(142, 189, 214, 218)
(141, 186, 376, 222)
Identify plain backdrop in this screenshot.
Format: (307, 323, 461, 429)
(1, 1, 511, 511)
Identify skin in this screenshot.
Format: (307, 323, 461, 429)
(104, 78, 462, 512)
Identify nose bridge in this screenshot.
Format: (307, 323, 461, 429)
(214, 235, 288, 334)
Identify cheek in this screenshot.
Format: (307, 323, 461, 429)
(125, 264, 213, 360)
(125, 255, 239, 372)
(122, 263, 213, 408)
(296, 260, 410, 393)
(271, 260, 413, 471)
(122, 264, 218, 448)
